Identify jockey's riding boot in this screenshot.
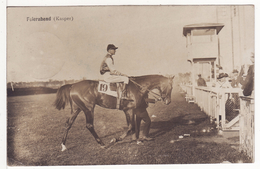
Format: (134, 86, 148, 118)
(116, 83, 121, 109)
(121, 83, 133, 101)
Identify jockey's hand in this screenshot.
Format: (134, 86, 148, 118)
(121, 74, 129, 77)
(111, 70, 128, 77)
(110, 70, 120, 76)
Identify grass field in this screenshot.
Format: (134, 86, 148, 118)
(7, 85, 252, 166)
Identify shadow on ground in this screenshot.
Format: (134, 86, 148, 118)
(149, 115, 209, 138)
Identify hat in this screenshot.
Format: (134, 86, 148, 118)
(107, 44, 118, 51)
(250, 52, 255, 58)
(232, 69, 239, 74)
(216, 64, 223, 69)
(217, 73, 229, 79)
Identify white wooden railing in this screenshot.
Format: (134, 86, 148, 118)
(183, 86, 242, 130)
(180, 84, 254, 160)
(239, 96, 254, 161)
(194, 87, 219, 125)
(180, 84, 193, 96)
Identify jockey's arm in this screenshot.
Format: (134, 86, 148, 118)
(105, 58, 128, 77)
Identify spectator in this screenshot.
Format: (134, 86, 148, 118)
(229, 69, 240, 110)
(216, 64, 223, 77)
(197, 74, 207, 87)
(231, 69, 240, 88)
(242, 52, 254, 96)
(216, 66, 230, 88)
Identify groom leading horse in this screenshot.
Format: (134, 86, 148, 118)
(54, 44, 174, 151)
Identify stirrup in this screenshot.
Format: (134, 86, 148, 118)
(121, 96, 134, 101)
(121, 91, 133, 101)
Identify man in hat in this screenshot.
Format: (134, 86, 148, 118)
(231, 69, 240, 88)
(100, 44, 130, 100)
(197, 74, 207, 87)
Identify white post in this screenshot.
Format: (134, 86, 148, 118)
(192, 61, 195, 97)
(11, 82, 14, 91)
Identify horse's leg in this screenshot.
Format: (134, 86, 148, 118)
(140, 109, 151, 139)
(71, 94, 105, 147)
(69, 97, 73, 114)
(131, 111, 137, 141)
(83, 107, 105, 147)
(114, 109, 135, 142)
(135, 111, 142, 140)
(61, 108, 81, 151)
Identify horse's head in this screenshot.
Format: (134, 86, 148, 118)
(158, 75, 174, 105)
(131, 74, 174, 105)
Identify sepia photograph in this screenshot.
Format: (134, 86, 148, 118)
(5, 2, 256, 168)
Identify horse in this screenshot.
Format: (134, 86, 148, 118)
(54, 75, 174, 151)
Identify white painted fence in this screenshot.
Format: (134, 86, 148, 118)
(239, 96, 254, 161)
(183, 86, 242, 129)
(180, 84, 193, 96)
(194, 87, 219, 125)
(180, 85, 254, 159)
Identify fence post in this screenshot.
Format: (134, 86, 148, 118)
(239, 96, 254, 161)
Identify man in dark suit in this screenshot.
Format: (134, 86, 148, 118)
(242, 52, 254, 96)
(134, 93, 154, 141)
(197, 74, 207, 87)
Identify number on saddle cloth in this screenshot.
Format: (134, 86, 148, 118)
(98, 81, 122, 97)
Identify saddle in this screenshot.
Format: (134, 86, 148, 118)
(98, 81, 131, 109)
(98, 81, 118, 96)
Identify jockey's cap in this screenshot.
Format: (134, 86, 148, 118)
(107, 44, 118, 51)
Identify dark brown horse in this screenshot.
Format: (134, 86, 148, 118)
(54, 75, 174, 151)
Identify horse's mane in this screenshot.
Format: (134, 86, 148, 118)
(130, 74, 165, 80)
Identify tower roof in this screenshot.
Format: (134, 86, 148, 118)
(183, 23, 224, 36)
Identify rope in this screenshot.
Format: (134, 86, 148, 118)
(129, 78, 162, 101)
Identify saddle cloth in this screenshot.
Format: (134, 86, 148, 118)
(98, 81, 118, 97)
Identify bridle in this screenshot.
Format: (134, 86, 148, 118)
(129, 78, 169, 102)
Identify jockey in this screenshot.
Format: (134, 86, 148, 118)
(100, 44, 130, 100)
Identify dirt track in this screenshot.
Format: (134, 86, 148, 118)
(7, 85, 252, 165)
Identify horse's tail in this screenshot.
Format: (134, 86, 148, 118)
(54, 84, 73, 110)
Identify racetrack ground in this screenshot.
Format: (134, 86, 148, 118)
(7, 85, 252, 165)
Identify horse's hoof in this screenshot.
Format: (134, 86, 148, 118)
(141, 137, 155, 141)
(100, 145, 106, 149)
(137, 141, 144, 145)
(110, 138, 117, 143)
(61, 143, 67, 151)
(132, 135, 137, 141)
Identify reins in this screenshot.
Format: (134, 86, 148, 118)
(129, 78, 162, 101)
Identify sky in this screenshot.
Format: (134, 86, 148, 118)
(7, 6, 221, 82)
